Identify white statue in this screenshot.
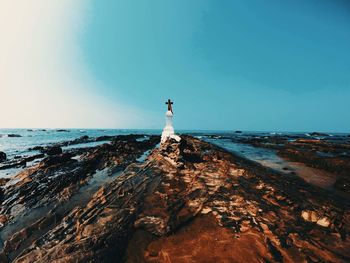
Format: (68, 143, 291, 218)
(161, 99, 181, 143)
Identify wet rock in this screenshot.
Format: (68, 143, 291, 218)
(56, 129, 69, 132)
(43, 146, 62, 156)
(0, 154, 44, 171)
(0, 152, 6, 162)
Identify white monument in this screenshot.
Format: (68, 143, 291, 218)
(161, 99, 181, 143)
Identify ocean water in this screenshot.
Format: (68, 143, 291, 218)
(1, 128, 348, 160)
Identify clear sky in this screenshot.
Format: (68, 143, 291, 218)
(1, 0, 349, 132)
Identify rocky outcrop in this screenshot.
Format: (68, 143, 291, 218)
(2, 136, 348, 263)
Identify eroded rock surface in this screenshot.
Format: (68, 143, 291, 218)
(0, 135, 159, 261)
(3, 136, 348, 263)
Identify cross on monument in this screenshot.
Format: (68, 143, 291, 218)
(166, 99, 173, 113)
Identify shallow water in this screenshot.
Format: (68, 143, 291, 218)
(204, 137, 342, 193)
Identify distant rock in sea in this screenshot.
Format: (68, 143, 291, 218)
(56, 129, 69, 132)
(7, 134, 22, 138)
(310, 132, 329, 137)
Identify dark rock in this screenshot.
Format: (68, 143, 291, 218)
(79, 135, 89, 140)
(235, 130, 243, 133)
(29, 146, 44, 151)
(27, 129, 33, 132)
(56, 129, 69, 132)
(44, 146, 62, 156)
(334, 177, 350, 193)
(96, 135, 115, 142)
(24, 153, 45, 162)
(40, 153, 74, 166)
(0, 160, 26, 170)
(0, 151, 6, 162)
(7, 134, 21, 138)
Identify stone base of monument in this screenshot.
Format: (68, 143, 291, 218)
(161, 110, 181, 143)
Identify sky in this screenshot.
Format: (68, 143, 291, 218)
(1, 0, 349, 132)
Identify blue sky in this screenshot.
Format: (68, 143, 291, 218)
(1, 0, 349, 131)
(80, 0, 350, 132)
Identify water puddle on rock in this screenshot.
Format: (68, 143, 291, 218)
(204, 138, 342, 194)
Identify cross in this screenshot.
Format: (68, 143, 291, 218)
(165, 99, 173, 113)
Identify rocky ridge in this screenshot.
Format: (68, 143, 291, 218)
(1, 136, 348, 262)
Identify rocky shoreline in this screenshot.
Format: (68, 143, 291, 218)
(234, 134, 350, 194)
(0, 135, 349, 262)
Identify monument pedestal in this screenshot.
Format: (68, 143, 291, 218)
(161, 110, 180, 143)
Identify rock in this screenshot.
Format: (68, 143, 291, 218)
(56, 129, 69, 132)
(0, 178, 10, 186)
(7, 134, 21, 138)
(0, 159, 26, 170)
(334, 177, 350, 193)
(235, 130, 242, 133)
(0, 151, 6, 162)
(28, 146, 44, 151)
(40, 153, 74, 166)
(316, 217, 331, 228)
(79, 135, 89, 140)
(44, 146, 62, 156)
(301, 210, 319, 222)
